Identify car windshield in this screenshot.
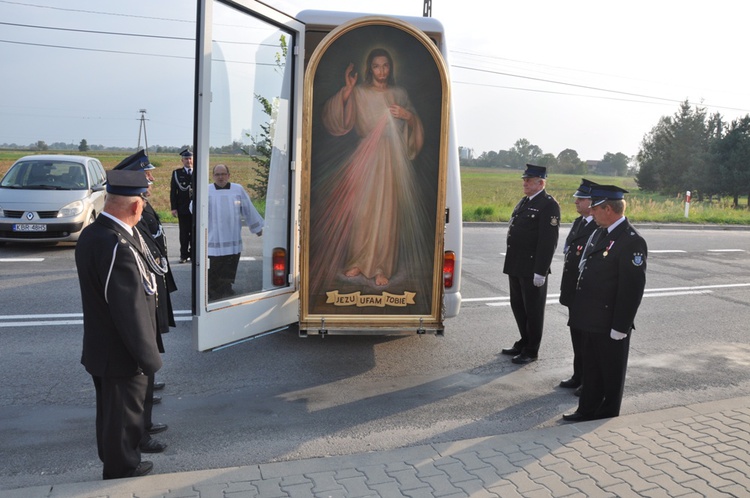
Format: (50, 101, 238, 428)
(0, 160, 88, 190)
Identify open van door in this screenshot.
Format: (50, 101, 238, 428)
(192, 0, 303, 351)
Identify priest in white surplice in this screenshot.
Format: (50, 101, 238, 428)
(207, 164, 264, 299)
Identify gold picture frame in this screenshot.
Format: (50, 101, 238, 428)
(300, 16, 450, 333)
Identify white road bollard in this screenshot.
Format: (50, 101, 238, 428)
(684, 190, 691, 218)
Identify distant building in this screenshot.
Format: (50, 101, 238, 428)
(586, 160, 601, 173)
(459, 146, 473, 161)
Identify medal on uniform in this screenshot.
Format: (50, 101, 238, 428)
(603, 240, 615, 257)
(576, 245, 582, 256)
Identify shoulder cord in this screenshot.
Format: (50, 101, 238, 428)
(137, 229, 169, 276)
(129, 245, 158, 295)
(173, 170, 191, 192)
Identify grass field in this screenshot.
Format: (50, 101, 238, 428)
(462, 167, 750, 224)
(2, 151, 750, 224)
(0, 150, 264, 222)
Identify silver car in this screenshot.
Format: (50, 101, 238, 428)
(0, 154, 107, 243)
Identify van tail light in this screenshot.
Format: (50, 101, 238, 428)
(443, 251, 455, 288)
(272, 247, 287, 286)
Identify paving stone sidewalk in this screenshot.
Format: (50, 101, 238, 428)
(4, 396, 749, 498)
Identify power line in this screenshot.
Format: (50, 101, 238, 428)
(0, 20, 193, 41)
(452, 80, 677, 108)
(451, 64, 750, 114)
(0, 0, 193, 23)
(4, 0, 748, 118)
(0, 38, 192, 60)
(0, 21, 282, 48)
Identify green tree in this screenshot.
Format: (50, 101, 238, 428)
(715, 116, 750, 207)
(537, 153, 558, 169)
(636, 100, 711, 194)
(556, 148, 586, 174)
(32, 140, 48, 151)
(78, 139, 89, 152)
(509, 138, 543, 168)
(599, 152, 629, 176)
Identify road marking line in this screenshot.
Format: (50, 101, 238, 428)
(643, 290, 713, 298)
(482, 283, 750, 307)
(0, 316, 192, 328)
(0, 258, 44, 262)
(650, 250, 686, 253)
(707, 249, 745, 252)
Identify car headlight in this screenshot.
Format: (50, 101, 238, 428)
(58, 200, 84, 217)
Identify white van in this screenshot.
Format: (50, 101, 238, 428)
(191, 0, 462, 351)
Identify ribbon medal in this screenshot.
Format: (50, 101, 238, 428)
(603, 240, 615, 257)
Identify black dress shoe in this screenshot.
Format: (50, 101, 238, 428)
(147, 423, 168, 435)
(562, 412, 591, 422)
(153, 381, 165, 391)
(559, 378, 581, 389)
(501, 346, 521, 356)
(152, 395, 162, 405)
(140, 438, 167, 453)
(511, 353, 537, 365)
(133, 461, 153, 476)
(574, 385, 582, 397)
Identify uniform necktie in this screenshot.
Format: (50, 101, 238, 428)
(578, 227, 603, 272)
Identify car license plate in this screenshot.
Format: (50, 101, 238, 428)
(12, 224, 47, 232)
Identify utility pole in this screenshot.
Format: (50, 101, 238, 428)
(423, 0, 431, 17)
(137, 109, 149, 153)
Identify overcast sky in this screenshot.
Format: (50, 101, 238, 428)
(2, 0, 747, 161)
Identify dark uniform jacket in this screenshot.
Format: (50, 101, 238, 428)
(559, 216, 598, 307)
(76, 215, 162, 377)
(569, 218, 647, 335)
(137, 202, 177, 342)
(170, 167, 193, 215)
(503, 190, 560, 277)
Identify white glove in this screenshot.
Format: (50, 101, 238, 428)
(610, 329, 628, 340)
(533, 273, 546, 287)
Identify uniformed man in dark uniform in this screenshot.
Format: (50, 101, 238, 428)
(558, 179, 598, 392)
(113, 150, 176, 453)
(170, 148, 193, 263)
(501, 164, 560, 364)
(75, 170, 161, 479)
(563, 184, 647, 422)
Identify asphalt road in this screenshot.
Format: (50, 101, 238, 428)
(2, 223, 750, 490)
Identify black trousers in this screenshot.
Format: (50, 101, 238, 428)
(177, 214, 192, 260)
(577, 331, 630, 419)
(568, 325, 585, 383)
(93, 373, 148, 479)
(208, 253, 240, 299)
(507, 275, 548, 356)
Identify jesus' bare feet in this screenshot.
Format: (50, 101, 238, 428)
(344, 267, 361, 277)
(374, 273, 389, 286)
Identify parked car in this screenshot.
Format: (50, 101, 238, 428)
(0, 154, 107, 243)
